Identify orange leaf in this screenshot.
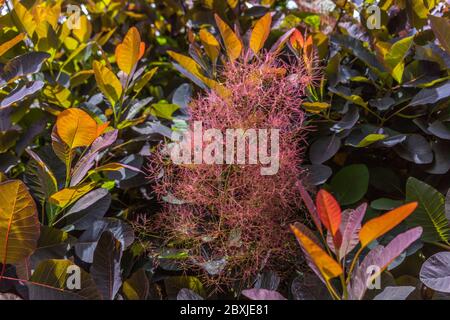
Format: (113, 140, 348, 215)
(96, 121, 110, 137)
(359, 202, 418, 248)
(214, 14, 242, 61)
(115, 27, 142, 75)
(291, 224, 343, 281)
(304, 35, 314, 58)
(139, 42, 145, 60)
(249, 12, 272, 55)
(56, 109, 98, 149)
(289, 29, 304, 52)
(316, 189, 341, 236)
(0, 33, 25, 57)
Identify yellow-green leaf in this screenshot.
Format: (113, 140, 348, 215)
(93, 61, 123, 105)
(56, 108, 98, 149)
(384, 36, 414, 83)
(133, 67, 158, 93)
(199, 29, 220, 64)
(250, 13, 272, 55)
(356, 134, 387, 148)
(72, 15, 92, 43)
(115, 27, 144, 75)
(359, 202, 418, 248)
(0, 180, 40, 264)
(167, 51, 230, 98)
(12, 0, 36, 36)
(49, 182, 96, 208)
(214, 14, 242, 61)
(0, 33, 25, 57)
(302, 102, 330, 113)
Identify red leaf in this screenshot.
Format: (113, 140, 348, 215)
(316, 189, 341, 236)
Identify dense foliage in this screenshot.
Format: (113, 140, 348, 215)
(0, 0, 449, 300)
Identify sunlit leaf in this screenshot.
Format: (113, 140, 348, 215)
(0, 33, 25, 57)
(199, 29, 220, 64)
(359, 202, 418, 248)
(12, 0, 36, 36)
(49, 182, 96, 208)
(56, 108, 98, 149)
(291, 223, 343, 281)
(72, 15, 92, 43)
(115, 27, 144, 75)
(214, 14, 242, 61)
(290, 29, 304, 52)
(167, 50, 229, 98)
(249, 13, 272, 55)
(93, 61, 123, 105)
(0, 180, 40, 264)
(384, 36, 414, 83)
(29, 259, 101, 300)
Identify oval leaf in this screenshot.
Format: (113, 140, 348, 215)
(249, 13, 272, 55)
(214, 14, 242, 61)
(420, 252, 450, 293)
(56, 109, 98, 149)
(0, 180, 40, 264)
(316, 189, 341, 236)
(115, 27, 144, 75)
(93, 61, 123, 105)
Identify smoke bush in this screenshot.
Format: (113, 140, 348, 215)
(146, 53, 316, 287)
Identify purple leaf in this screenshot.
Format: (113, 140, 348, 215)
(339, 203, 366, 259)
(348, 227, 422, 300)
(177, 288, 204, 300)
(70, 130, 118, 186)
(373, 286, 415, 300)
(242, 288, 286, 300)
(298, 182, 321, 230)
(91, 231, 123, 300)
(269, 27, 295, 54)
(0, 81, 44, 108)
(326, 203, 366, 259)
(420, 252, 450, 293)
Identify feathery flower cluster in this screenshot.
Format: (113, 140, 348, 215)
(146, 53, 316, 287)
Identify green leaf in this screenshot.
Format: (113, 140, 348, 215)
(330, 164, 369, 205)
(405, 177, 450, 244)
(356, 134, 388, 147)
(384, 36, 414, 83)
(150, 103, 179, 120)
